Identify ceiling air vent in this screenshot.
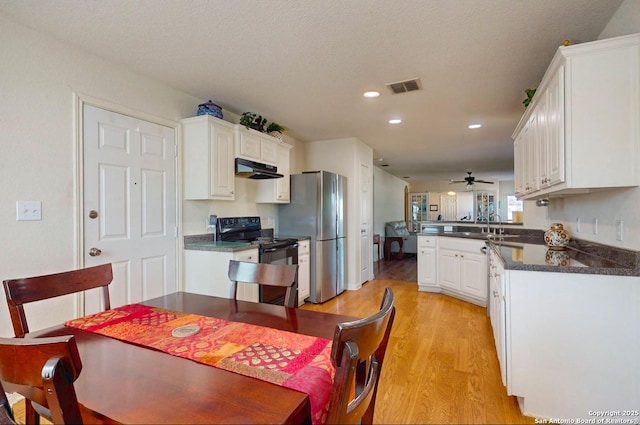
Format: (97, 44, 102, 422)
(386, 78, 422, 94)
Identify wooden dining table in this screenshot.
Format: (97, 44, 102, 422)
(30, 292, 355, 424)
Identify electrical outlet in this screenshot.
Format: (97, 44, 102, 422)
(576, 217, 581, 233)
(593, 218, 599, 235)
(16, 201, 42, 221)
(615, 219, 624, 241)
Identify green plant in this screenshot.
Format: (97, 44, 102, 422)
(266, 122, 286, 133)
(239, 112, 267, 132)
(522, 88, 536, 108)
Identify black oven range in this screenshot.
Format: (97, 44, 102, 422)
(217, 216, 299, 305)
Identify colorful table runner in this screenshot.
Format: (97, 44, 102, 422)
(65, 304, 334, 424)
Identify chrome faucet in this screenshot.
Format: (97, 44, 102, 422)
(493, 214, 503, 235)
(482, 215, 491, 234)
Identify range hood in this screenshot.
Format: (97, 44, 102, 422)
(235, 158, 283, 179)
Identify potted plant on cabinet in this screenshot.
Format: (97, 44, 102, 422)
(522, 88, 536, 108)
(266, 122, 286, 140)
(239, 112, 267, 132)
(240, 112, 286, 139)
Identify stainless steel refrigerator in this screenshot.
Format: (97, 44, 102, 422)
(278, 171, 346, 303)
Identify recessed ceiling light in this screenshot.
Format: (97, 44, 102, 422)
(388, 119, 402, 124)
(363, 91, 380, 98)
(468, 123, 482, 129)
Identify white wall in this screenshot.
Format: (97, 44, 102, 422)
(0, 18, 306, 336)
(599, 0, 640, 40)
(373, 167, 408, 260)
(0, 18, 189, 336)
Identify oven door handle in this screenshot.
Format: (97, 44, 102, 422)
(262, 243, 299, 253)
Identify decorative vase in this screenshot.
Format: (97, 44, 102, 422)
(197, 100, 223, 119)
(544, 223, 570, 249)
(545, 249, 570, 266)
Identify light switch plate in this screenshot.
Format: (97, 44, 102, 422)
(16, 201, 42, 221)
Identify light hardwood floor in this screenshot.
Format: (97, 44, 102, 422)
(300, 258, 534, 424)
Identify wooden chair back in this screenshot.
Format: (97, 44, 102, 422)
(228, 260, 299, 308)
(3, 264, 113, 337)
(0, 335, 83, 424)
(326, 287, 396, 425)
(0, 381, 16, 424)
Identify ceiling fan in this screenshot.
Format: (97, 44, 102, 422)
(450, 172, 494, 189)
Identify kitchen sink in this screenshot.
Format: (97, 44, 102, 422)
(440, 232, 524, 241)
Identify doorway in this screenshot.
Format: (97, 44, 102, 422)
(80, 103, 178, 314)
(439, 194, 457, 221)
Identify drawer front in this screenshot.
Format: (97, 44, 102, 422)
(418, 236, 437, 247)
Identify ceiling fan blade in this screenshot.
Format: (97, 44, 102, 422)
(475, 180, 494, 184)
(449, 180, 467, 184)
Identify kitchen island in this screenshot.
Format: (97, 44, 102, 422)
(421, 229, 640, 423)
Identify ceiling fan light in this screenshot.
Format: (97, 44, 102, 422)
(466, 183, 473, 190)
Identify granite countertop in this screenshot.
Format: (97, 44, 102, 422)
(418, 227, 640, 277)
(183, 234, 311, 253)
(184, 234, 257, 253)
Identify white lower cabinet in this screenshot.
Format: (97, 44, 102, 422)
(184, 248, 259, 302)
(436, 237, 487, 306)
(417, 236, 437, 291)
(488, 247, 507, 386)
(297, 240, 310, 306)
(487, 243, 640, 421)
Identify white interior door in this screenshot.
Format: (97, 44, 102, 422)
(440, 194, 457, 221)
(83, 105, 177, 314)
(360, 163, 370, 284)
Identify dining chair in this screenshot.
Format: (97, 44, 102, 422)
(3, 263, 113, 338)
(0, 335, 84, 424)
(326, 287, 396, 425)
(3, 263, 111, 424)
(228, 260, 299, 308)
(0, 381, 16, 425)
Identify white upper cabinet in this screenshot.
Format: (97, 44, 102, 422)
(235, 126, 279, 165)
(256, 142, 292, 203)
(513, 33, 640, 199)
(182, 115, 235, 200)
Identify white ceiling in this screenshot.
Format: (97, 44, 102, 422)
(0, 0, 624, 185)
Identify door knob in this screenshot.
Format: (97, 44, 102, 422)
(89, 247, 102, 257)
